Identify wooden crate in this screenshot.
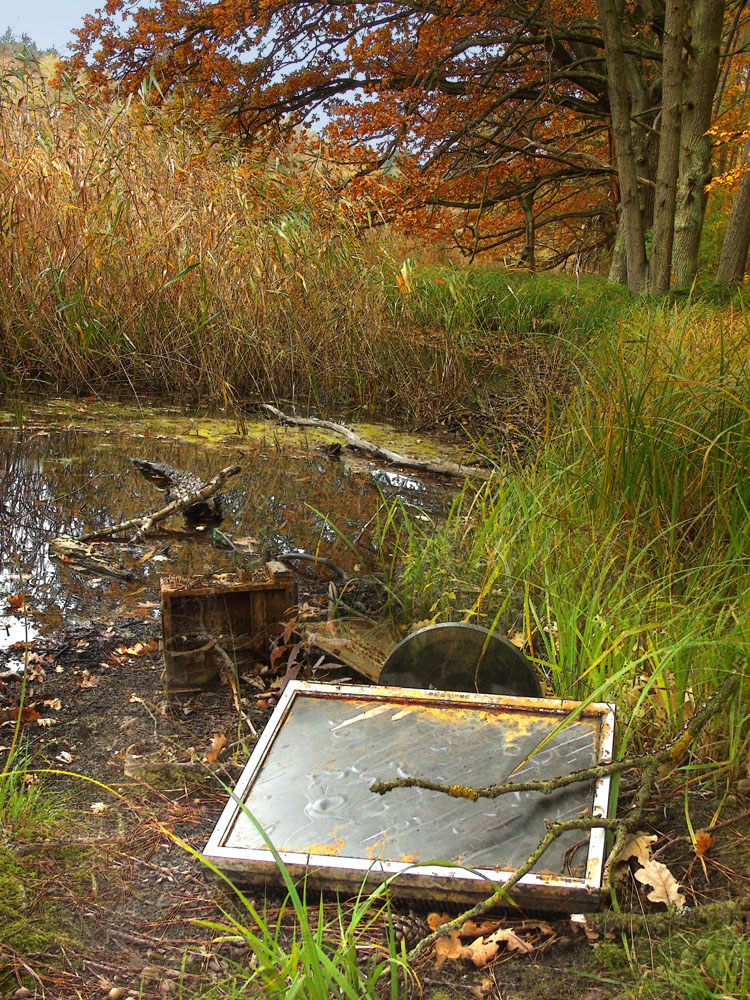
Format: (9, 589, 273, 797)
(160, 562, 297, 691)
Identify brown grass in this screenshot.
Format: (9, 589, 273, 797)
(0, 66, 503, 422)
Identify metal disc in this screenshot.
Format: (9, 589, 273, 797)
(379, 622, 541, 697)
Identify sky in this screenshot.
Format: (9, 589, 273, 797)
(2, 0, 104, 53)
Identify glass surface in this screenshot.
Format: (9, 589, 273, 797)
(223, 692, 599, 875)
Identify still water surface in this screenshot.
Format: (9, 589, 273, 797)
(0, 405, 453, 655)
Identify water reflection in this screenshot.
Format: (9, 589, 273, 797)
(0, 423, 448, 637)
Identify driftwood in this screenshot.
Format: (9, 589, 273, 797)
(76, 464, 242, 543)
(49, 536, 136, 581)
(261, 404, 492, 480)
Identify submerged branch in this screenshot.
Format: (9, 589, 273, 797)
(260, 404, 493, 480)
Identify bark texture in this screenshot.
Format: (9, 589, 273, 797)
(518, 193, 536, 270)
(649, 0, 685, 292)
(672, 0, 725, 289)
(716, 142, 750, 283)
(598, 0, 649, 292)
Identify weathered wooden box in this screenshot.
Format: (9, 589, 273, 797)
(160, 563, 297, 691)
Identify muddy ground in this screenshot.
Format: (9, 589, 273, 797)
(2, 608, 749, 1000)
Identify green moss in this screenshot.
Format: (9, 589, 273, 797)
(1, 397, 478, 466)
(0, 846, 58, 977)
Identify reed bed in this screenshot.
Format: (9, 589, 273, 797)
(0, 63, 638, 423)
(0, 67, 478, 420)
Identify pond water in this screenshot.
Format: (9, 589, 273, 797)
(0, 401, 459, 660)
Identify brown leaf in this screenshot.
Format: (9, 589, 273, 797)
(6, 593, 28, 611)
(634, 859, 686, 907)
(427, 912, 453, 931)
(460, 919, 501, 938)
(280, 616, 298, 645)
(0, 706, 40, 725)
(463, 927, 534, 968)
(616, 831, 657, 867)
(485, 927, 534, 955)
(570, 914, 599, 941)
(463, 937, 499, 967)
(204, 733, 227, 764)
(694, 829, 715, 858)
(434, 930, 465, 970)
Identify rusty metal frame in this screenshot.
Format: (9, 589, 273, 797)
(203, 681, 616, 910)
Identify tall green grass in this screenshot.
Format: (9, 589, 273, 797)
(375, 299, 750, 764)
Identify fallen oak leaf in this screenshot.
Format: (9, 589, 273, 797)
(433, 929, 466, 970)
(486, 927, 535, 955)
(460, 919, 502, 938)
(6, 593, 29, 611)
(634, 859, 686, 907)
(427, 912, 453, 931)
(464, 927, 534, 968)
(0, 706, 40, 725)
(204, 733, 227, 764)
(694, 829, 715, 858)
(616, 831, 657, 867)
(463, 937, 499, 967)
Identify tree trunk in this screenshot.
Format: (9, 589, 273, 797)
(518, 193, 536, 270)
(608, 218, 628, 283)
(716, 138, 750, 283)
(649, 0, 685, 292)
(672, 0, 725, 289)
(598, 0, 649, 293)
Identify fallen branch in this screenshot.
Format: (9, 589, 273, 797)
(49, 536, 136, 581)
(261, 404, 492, 480)
(395, 673, 739, 964)
(373, 674, 738, 803)
(76, 463, 241, 543)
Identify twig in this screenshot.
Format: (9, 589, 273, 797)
(406, 815, 619, 962)
(13, 836, 131, 856)
(373, 674, 739, 802)
(402, 674, 739, 964)
(76, 463, 241, 542)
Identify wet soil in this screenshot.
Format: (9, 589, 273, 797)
(1, 401, 749, 1000)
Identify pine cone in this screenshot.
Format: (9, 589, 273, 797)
(389, 912, 430, 950)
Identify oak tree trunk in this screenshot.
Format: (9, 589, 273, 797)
(598, 0, 648, 292)
(672, 0, 725, 289)
(608, 218, 629, 284)
(649, 0, 685, 292)
(518, 193, 536, 271)
(716, 138, 750, 283)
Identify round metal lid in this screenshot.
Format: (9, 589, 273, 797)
(379, 622, 542, 697)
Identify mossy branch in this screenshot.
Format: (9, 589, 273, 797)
(372, 673, 739, 802)
(400, 673, 738, 965)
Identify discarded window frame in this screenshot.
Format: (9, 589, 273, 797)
(204, 681, 616, 911)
